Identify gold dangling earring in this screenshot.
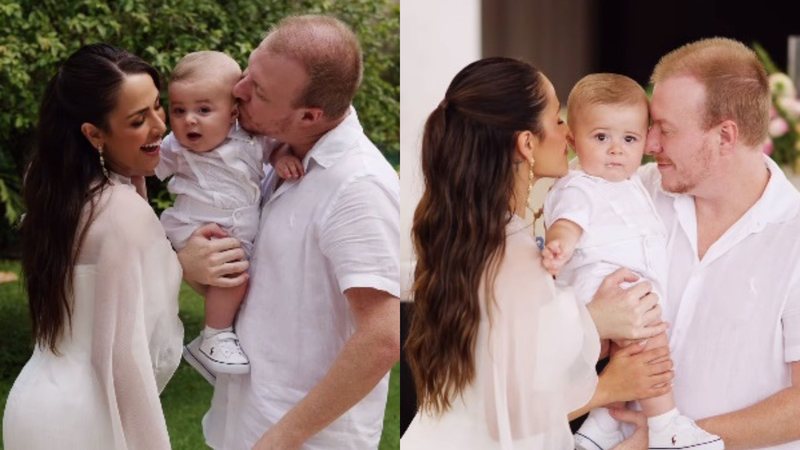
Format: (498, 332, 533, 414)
(97, 145, 109, 178)
(525, 158, 543, 237)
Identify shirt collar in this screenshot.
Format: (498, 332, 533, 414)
(228, 120, 256, 143)
(108, 171, 132, 187)
(303, 106, 361, 170)
(747, 155, 800, 225)
(668, 154, 800, 227)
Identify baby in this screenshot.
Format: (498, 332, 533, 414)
(156, 51, 301, 382)
(542, 74, 723, 450)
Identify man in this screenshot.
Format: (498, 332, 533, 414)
(639, 37, 800, 448)
(179, 15, 400, 450)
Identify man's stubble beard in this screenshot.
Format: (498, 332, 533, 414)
(662, 139, 714, 194)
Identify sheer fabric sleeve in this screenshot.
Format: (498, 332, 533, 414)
(481, 229, 600, 448)
(81, 185, 183, 450)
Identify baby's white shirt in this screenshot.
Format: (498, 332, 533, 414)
(543, 169, 669, 304)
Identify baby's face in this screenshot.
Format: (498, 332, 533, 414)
(168, 79, 237, 153)
(569, 103, 648, 182)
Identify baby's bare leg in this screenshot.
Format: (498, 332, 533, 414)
(205, 281, 248, 329)
(632, 331, 673, 417)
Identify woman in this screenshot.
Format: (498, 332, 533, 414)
(402, 58, 673, 449)
(3, 44, 182, 449)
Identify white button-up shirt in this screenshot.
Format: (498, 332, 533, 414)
(202, 107, 400, 450)
(640, 157, 800, 450)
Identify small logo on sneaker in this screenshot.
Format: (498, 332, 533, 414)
(672, 435, 677, 445)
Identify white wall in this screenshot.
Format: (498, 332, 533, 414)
(399, 0, 482, 300)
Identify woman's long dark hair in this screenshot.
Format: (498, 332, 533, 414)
(22, 43, 161, 352)
(405, 57, 549, 414)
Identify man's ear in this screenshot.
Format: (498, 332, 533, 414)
(80, 122, 104, 151)
(515, 130, 536, 163)
(299, 107, 324, 124)
(718, 120, 738, 154)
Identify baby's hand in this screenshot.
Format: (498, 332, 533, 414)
(541, 239, 573, 276)
(274, 154, 304, 180)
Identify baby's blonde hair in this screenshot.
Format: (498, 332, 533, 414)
(567, 73, 648, 127)
(170, 50, 241, 89)
(650, 37, 769, 147)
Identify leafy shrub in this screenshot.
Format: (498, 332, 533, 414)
(0, 0, 399, 248)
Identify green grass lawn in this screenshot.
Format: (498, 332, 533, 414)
(0, 260, 399, 449)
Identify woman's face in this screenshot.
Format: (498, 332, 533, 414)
(531, 75, 569, 178)
(100, 73, 167, 177)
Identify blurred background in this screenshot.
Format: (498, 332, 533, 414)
(0, 1, 398, 448)
(401, 0, 800, 436)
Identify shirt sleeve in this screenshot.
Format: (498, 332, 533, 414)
(543, 183, 593, 231)
(319, 174, 400, 298)
(154, 133, 179, 181)
(782, 278, 800, 362)
(81, 186, 183, 450)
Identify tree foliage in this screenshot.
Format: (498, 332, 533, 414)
(0, 0, 399, 250)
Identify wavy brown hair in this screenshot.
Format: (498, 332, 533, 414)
(22, 44, 161, 353)
(406, 57, 549, 414)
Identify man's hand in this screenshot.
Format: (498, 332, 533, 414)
(611, 408, 649, 449)
(252, 429, 298, 450)
(177, 223, 249, 288)
(541, 239, 573, 275)
(587, 268, 666, 340)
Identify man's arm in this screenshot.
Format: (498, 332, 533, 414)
(587, 268, 667, 340)
(696, 361, 800, 449)
(177, 223, 249, 292)
(252, 287, 400, 450)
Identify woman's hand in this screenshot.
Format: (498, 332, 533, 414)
(587, 268, 667, 340)
(610, 408, 648, 450)
(597, 339, 673, 404)
(177, 223, 249, 288)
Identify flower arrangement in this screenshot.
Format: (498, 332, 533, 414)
(754, 43, 800, 168)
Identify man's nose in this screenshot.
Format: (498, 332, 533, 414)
(645, 129, 660, 155)
(233, 78, 249, 102)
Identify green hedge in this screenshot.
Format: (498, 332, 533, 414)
(0, 0, 399, 251)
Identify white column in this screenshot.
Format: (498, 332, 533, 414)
(400, 0, 481, 300)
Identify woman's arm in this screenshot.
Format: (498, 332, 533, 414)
(569, 340, 673, 420)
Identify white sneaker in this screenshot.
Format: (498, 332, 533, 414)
(574, 411, 624, 450)
(183, 335, 216, 385)
(185, 331, 250, 376)
(648, 415, 724, 449)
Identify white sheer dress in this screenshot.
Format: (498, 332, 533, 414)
(3, 174, 184, 450)
(402, 215, 600, 449)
